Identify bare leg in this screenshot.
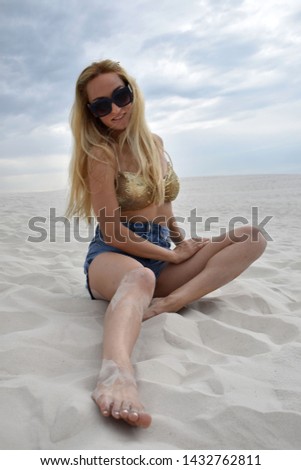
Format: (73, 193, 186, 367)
(90, 264, 155, 427)
(144, 226, 267, 320)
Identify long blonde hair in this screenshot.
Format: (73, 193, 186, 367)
(66, 59, 164, 220)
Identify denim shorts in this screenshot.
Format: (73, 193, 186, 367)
(84, 221, 171, 299)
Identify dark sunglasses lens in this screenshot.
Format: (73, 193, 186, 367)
(114, 87, 132, 107)
(90, 99, 111, 117)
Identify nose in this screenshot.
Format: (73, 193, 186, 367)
(111, 102, 121, 115)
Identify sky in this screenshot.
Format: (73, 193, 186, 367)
(1, 0, 301, 192)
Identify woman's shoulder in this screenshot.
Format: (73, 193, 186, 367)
(152, 133, 164, 147)
(88, 144, 116, 167)
(87, 145, 117, 183)
(89, 144, 110, 158)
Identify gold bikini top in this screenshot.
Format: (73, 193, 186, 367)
(115, 163, 180, 211)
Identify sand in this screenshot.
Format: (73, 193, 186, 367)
(0, 174, 301, 450)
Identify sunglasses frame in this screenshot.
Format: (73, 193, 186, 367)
(87, 83, 133, 118)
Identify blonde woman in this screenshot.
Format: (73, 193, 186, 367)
(67, 59, 266, 428)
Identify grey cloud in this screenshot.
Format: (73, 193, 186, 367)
(141, 28, 258, 69)
(0, 0, 114, 122)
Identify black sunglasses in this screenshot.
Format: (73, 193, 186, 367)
(87, 84, 133, 118)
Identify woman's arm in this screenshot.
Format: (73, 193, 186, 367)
(158, 202, 185, 245)
(152, 135, 185, 244)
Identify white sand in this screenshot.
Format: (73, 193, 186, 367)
(0, 174, 301, 450)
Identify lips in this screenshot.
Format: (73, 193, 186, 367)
(112, 113, 126, 121)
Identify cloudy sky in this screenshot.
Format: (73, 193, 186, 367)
(1, 0, 300, 192)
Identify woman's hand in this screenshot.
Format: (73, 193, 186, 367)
(170, 237, 210, 264)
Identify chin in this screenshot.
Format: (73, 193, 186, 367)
(102, 117, 130, 132)
(111, 119, 131, 132)
(109, 125, 127, 134)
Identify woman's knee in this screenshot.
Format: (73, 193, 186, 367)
(123, 267, 156, 292)
(88, 253, 146, 300)
(232, 225, 267, 257)
(251, 226, 268, 254)
(231, 225, 266, 243)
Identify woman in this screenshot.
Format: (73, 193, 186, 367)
(67, 59, 266, 428)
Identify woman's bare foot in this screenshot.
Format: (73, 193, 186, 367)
(143, 296, 181, 321)
(92, 359, 152, 428)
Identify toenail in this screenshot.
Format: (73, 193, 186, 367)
(130, 411, 139, 421)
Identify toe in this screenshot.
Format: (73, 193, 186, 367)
(128, 410, 139, 423)
(100, 402, 112, 417)
(120, 401, 130, 420)
(126, 407, 152, 428)
(94, 393, 112, 418)
(137, 411, 152, 428)
(112, 401, 122, 420)
(112, 410, 121, 419)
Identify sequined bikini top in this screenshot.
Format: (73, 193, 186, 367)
(115, 163, 180, 211)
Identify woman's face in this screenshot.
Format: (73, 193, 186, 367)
(86, 72, 133, 132)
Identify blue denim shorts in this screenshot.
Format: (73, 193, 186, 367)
(84, 221, 171, 299)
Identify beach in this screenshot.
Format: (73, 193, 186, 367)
(1, 174, 301, 450)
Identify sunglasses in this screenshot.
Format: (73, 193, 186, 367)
(87, 84, 133, 118)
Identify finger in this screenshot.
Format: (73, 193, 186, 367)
(192, 237, 210, 242)
(196, 240, 210, 248)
